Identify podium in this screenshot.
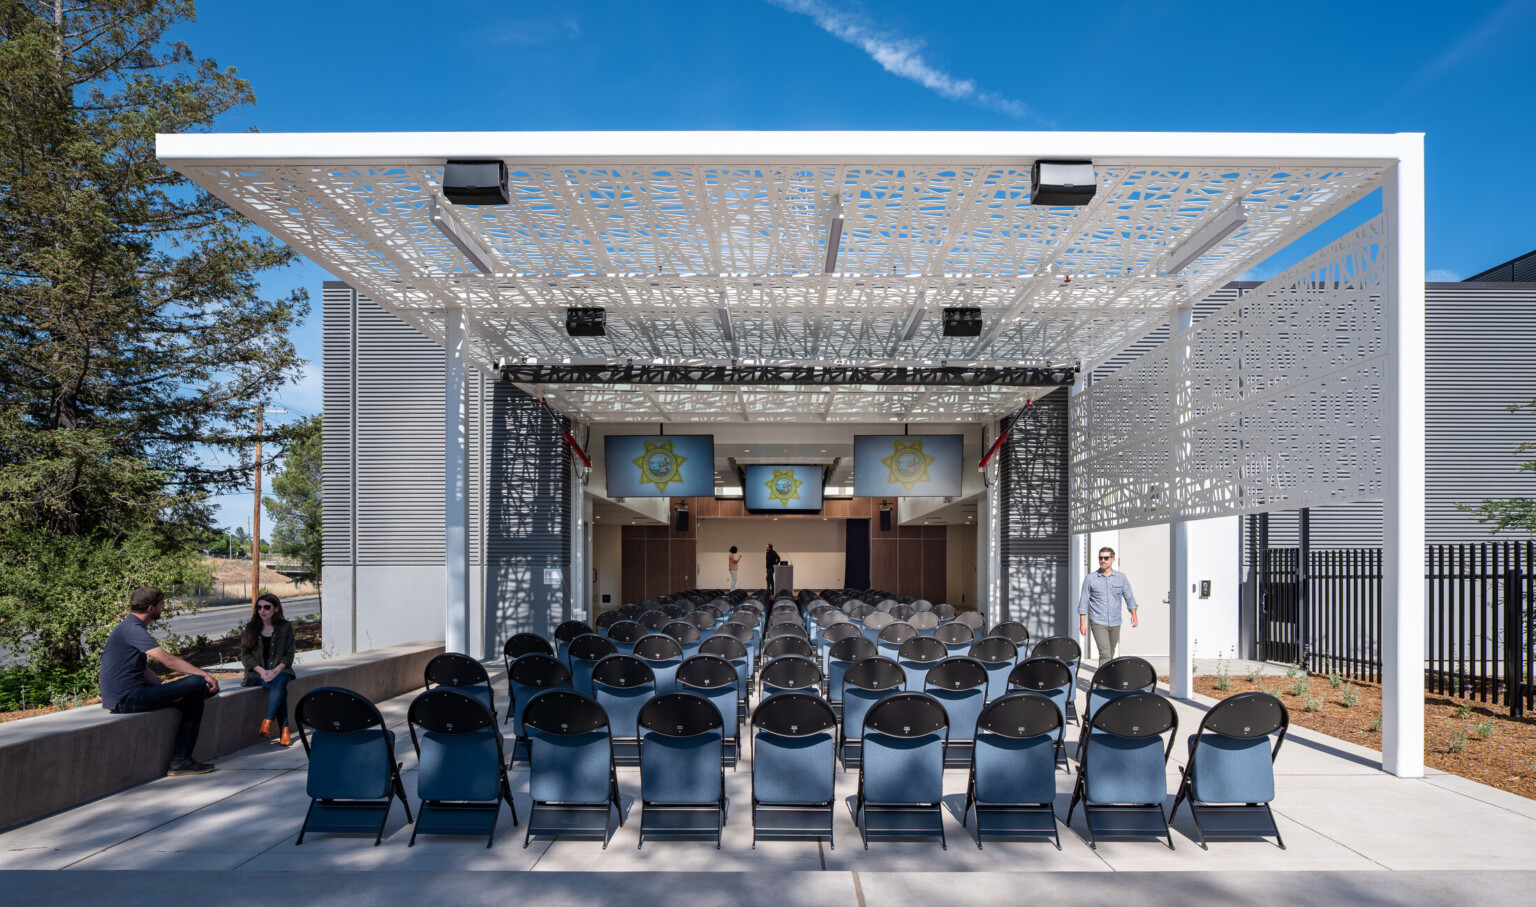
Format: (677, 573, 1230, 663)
(773, 564, 795, 595)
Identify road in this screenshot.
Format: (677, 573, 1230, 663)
(162, 595, 321, 641)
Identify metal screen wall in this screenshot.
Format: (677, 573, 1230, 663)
(1000, 387, 1070, 638)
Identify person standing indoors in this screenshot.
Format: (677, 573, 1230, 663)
(239, 593, 297, 746)
(1077, 547, 1139, 660)
(728, 546, 742, 591)
(765, 543, 781, 592)
(100, 587, 221, 775)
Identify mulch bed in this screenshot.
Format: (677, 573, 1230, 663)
(1192, 672, 1536, 800)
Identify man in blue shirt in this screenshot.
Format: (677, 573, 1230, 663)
(100, 587, 221, 775)
(1077, 547, 1139, 660)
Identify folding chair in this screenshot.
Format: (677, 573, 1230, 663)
(677, 654, 741, 768)
(637, 693, 727, 848)
(1171, 691, 1289, 850)
(989, 620, 1031, 649)
(1076, 656, 1158, 761)
(1067, 692, 1179, 849)
(765, 621, 810, 641)
(684, 610, 717, 638)
(1031, 636, 1082, 722)
(1007, 656, 1075, 764)
(855, 692, 949, 849)
(908, 611, 941, 636)
(699, 634, 753, 719)
(523, 690, 623, 848)
(838, 655, 904, 770)
(502, 632, 554, 681)
(861, 610, 894, 644)
(760, 654, 823, 698)
(875, 621, 917, 661)
(606, 620, 646, 655)
(964, 692, 1063, 849)
(507, 654, 573, 760)
(762, 634, 815, 662)
(424, 652, 496, 719)
(662, 620, 703, 659)
(554, 619, 593, 668)
(968, 635, 1020, 703)
(826, 635, 877, 711)
(634, 633, 685, 693)
(567, 633, 617, 697)
(819, 621, 862, 673)
(591, 654, 655, 767)
(924, 656, 988, 768)
(639, 610, 671, 632)
(407, 688, 517, 847)
(897, 635, 948, 692)
(934, 604, 958, 621)
(953, 610, 986, 636)
(595, 609, 624, 633)
(751, 692, 838, 848)
(294, 687, 412, 846)
(660, 603, 687, 620)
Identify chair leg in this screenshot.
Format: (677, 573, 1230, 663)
(1160, 805, 1175, 850)
(502, 774, 520, 827)
(1268, 803, 1286, 850)
(296, 800, 316, 845)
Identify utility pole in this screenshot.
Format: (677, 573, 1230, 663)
(252, 406, 286, 606)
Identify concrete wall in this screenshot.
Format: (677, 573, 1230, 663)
(0, 642, 442, 833)
(592, 522, 623, 614)
(946, 525, 978, 610)
(697, 519, 846, 590)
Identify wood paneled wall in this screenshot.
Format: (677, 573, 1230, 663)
(619, 497, 946, 604)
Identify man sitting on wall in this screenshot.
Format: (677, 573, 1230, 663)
(99, 587, 221, 775)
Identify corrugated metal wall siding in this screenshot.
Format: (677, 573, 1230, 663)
(323, 283, 571, 655)
(1000, 387, 1071, 638)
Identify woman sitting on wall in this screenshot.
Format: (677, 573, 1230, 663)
(239, 593, 297, 746)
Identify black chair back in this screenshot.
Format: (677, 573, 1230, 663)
(954, 610, 986, 632)
(935, 622, 975, 645)
(990, 621, 1031, 646)
(862, 611, 894, 632)
(595, 610, 624, 631)
(660, 604, 687, 620)
(908, 611, 940, 631)
(1032, 636, 1081, 662)
(762, 635, 815, 660)
(663, 621, 701, 644)
(897, 636, 947, 664)
(877, 621, 917, 646)
(509, 653, 572, 688)
(829, 635, 878, 661)
(676, 654, 738, 691)
(639, 611, 671, 631)
(1090, 655, 1158, 691)
(607, 620, 646, 645)
(503, 633, 554, 660)
(760, 655, 823, 690)
(765, 622, 809, 640)
(297, 686, 384, 735)
(522, 689, 609, 735)
(977, 692, 1064, 739)
(639, 692, 724, 737)
(715, 622, 754, 644)
(848, 603, 875, 621)
(591, 654, 654, 688)
(752, 692, 837, 736)
(699, 635, 749, 660)
(843, 655, 905, 691)
(968, 635, 1019, 664)
(425, 652, 490, 690)
(554, 620, 592, 643)
(863, 692, 948, 738)
(1008, 656, 1074, 690)
(1091, 692, 1178, 739)
(409, 688, 496, 735)
(634, 634, 684, 661)
(923, 656, 988, 691)
(1202, 691, 1289, 739)
(821, 622, 861, 646)
(684, 611, 715, 631)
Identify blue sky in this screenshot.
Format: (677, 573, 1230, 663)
(180, 0, 1536, 533)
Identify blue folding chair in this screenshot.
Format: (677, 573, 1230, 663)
(507, 654, 572, 761)
(424, 652, 496, 719)
(826, 635, 877, 711)
(855, 692, 949, 849)
(936, 621, 977, 657)
(760, 654, 823, 698)
(502, 633, 554, 684)
(750, 692, 838, 849)
(1067, 692, 1179, 849)
(897, 635, 948, 691)
(677, 654, 741, 768)
(699, 634, 753, 718)
(954, 610, 987, 638)
(684, 610, 717, 639)
(591, 654, 655, 767)
(595, 610, 624, 634)
(762, 634, 815, 664)
(924, 656, 989, 768)
(1076, 656, 1158, 761)
(861, 611, 894, 645)
(838, 656, 905, 770)
(606, 620, 646, 655)
(1031, 636, 1082, 722)
(634, 633, 685, 693)
(909, 611, 941, 637)
(1007, 656, 1076, 764)
(407, 688, 517, 847)
(663, 620, 703, 659)
(819, 621, 861, 675)
(969, 636, 1019, 703)
(294, 687, 412, 846)
(875, 621, 917, 661)
(964, 692, 1063, 849)
(567, 633, 617, 697)
(554, 619, 593, 669)
(637, 693, 727, 848)
(988, 620, 1031, 650)
(1171, 692, 1289, 850)
(639, 610, 671, 632)
(522, 689, 623, 848)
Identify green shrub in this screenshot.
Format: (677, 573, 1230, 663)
(1327, 671, 1344, 690)
(1455, 703, 1471, 719)
(1285, 665, 1299, 680)
(1340, 683, 1360, 708)
(0, 664, 100, 712)
(1369, 716, 1382, 732)
(1474, 721, 1495, 739)
(1246, 666, 1262, 684)
(1304, 695, 1323, 712)
(1448, 731, 1468, 754)
(1289, 678, 1311, 697)
(1215, 672, 1232, 692)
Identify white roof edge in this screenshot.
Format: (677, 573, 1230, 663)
(156, 130, 1417, 167)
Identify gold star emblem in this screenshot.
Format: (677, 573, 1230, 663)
(764, 467, 803, 507)
(881, 438, 936, 493)
(633, 438, 687, 493)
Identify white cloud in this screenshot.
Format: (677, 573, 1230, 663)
(485, 16, 580, 47)
(768, 0, 1037, 120)
(1426, 269, 1461, 282)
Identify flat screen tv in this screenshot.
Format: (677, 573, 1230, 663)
(852, 434, 964, 497)
(742, 464, 825, 513)
(603, 434, 716, 497)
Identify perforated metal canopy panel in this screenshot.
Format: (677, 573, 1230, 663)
(158, 131, 1396, 422)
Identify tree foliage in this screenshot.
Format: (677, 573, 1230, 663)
(0, 1, 307, 671)
(1458, 399, 1536, 536)
(264, 414, 321, 584)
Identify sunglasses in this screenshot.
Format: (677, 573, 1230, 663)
(257, 604, 276, 611)
(1099, 556, 1113, 561)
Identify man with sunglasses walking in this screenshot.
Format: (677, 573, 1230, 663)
(1077, 547, 1139, 661)
(99, 587, 221, 775)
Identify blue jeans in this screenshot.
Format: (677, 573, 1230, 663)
(113, 675, 216, 760)
(259, 672, 292, 728)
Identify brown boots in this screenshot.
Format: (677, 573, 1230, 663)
(279, 726, 291, 747)
(259, 719, 272, 738)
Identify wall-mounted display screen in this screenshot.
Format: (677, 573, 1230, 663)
(853, 434, 964, 497)
(742, 465, 825, 513)
(604, 434, 716, 497)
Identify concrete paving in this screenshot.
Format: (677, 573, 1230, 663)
(3, 657, 1535, 902)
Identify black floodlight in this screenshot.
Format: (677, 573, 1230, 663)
(565, 307, 607, 337)
(941, 307, 983, 337)
(1030, 160, 1096, 206)
(443, 160, 510, 206)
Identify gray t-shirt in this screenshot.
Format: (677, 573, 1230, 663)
(100, 614, 159, 710)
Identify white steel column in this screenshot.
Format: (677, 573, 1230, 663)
(1068, 378, 1089, 644)
(982, 419, 1003, 626)
(1169, 306, 1195, 699)
(1381, 137, 1427, 778)
(569, 456, 586, 624)
(444, 306, 470, 653)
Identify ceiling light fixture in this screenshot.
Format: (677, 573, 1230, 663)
(898, 291, 927, 343)
(429, 197, 496, 274)
(823, 193, 844, 274)
(1165, 201, 1248, 275)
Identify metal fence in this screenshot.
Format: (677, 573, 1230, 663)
(1258, 541, 1535, 715)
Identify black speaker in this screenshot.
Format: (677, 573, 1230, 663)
(1030, 160, 1096, 206)
(443, 160, 510, 206)
(566, 307, 606, 337)
(942, 307, 983, 337)
(674, 509, 690, 533)
(879, 509, 892, 532)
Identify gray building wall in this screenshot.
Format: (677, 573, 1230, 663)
(321, 283, 570, 659)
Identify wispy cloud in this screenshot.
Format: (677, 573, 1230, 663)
(767, 0, 1038, 121)
(1426, 269, 1461, 283)
(485, 16, 581, 47)
(1394, 0, 1533, 101)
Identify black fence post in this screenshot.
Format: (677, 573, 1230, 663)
(1507, 565, 1525, 718)
(1298, 508, 1311, 671)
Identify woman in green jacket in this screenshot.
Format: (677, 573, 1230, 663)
(240, 593, 297, 746)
